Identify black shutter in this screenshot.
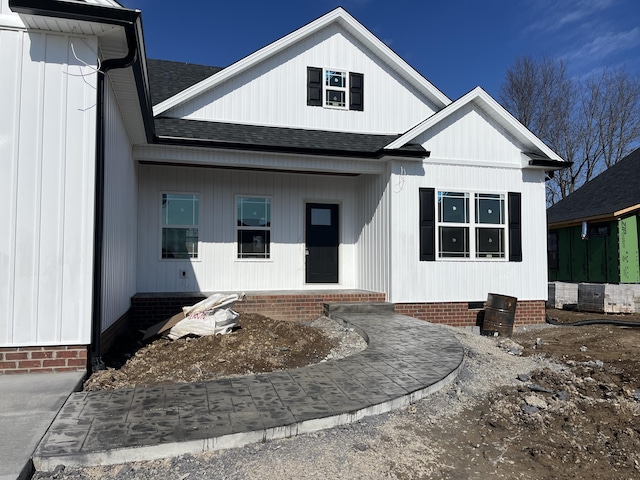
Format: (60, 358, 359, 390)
(419, 188, 436, 261)
(307, 67, 322, 106)
(349, 72, 364, 111)
(508, 192, 522, 262)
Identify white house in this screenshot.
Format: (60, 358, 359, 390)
(0, 1, 566, 373)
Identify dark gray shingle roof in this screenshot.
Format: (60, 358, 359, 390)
(154, 117, 426, 158)
(147, 59, 223, 106)
(146, 59, 427, 158)
(547, 147, 640, 225)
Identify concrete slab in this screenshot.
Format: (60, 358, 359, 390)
(0, 371, 85, 480)
(32, 308, 464, 472)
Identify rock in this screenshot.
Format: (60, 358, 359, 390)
(585, 360, 604, 368)
(632, 390, 640, 402)
(517, 374, 531, 382)
(524, 395, 548, 410)
(522, 404, 540, 414)
(580, 346, 588, 352)
(556, 390, 568, 401)
(527, 384, 554, 394)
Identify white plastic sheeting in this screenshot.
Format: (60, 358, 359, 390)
(167, 293, 243, 340)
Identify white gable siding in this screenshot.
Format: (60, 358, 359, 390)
(0, 28, 97, 346)
(415, 102, 524, 165)
(102, 78, 137, 333)
(137, 163, 361, 292)
(166, 24, 438, 135)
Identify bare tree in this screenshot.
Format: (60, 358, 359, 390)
(499, 56, 640, 204)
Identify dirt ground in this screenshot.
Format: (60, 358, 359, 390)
(84, 313, 342, 390)
(40, 308, 640, 479)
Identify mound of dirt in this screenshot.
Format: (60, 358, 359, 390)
(84, 313, 343, 391)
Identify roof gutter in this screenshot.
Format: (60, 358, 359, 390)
(10, 0, 154, 372)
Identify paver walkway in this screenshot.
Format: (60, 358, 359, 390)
(33, 303, 464, 471)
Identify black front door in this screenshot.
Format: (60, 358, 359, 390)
(305, 203, 339, 283)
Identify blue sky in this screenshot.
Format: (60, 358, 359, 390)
(122, 0, 640, 100)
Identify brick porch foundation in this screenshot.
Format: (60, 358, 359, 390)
(0, 345, 88, 374)
(394, 300, 547, 328)
(130, 290, 387, 329)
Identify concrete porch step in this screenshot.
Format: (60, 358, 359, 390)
(323, 302, 395, 316)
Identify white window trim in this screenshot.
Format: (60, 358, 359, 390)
(235, 195, 272, 261)
(436, 190, 508, 261)
(323, 68, 348, 110)
(160, 191, 200, 261)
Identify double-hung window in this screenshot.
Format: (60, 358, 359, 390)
(161, 193, 199, 259)
(421, 188, 520, 262)
(438, 192, 470, 258)
(436, 191, 505, 259)
(325, 70, 347, 108)
(237, 196, 271, 259)
(475, 193, 505, 258)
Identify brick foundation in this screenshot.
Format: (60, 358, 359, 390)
(130, 292, 546, 330)
(0, 345, 88, 374)
(394, 300, 547, 328)
(130, 291, 387, 329)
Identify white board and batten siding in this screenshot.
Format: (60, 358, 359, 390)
(102, 78, 137, 334)
(167, 23, 438, 135)
(388, 104, 549, 304)
(137, 163, 362, 293)
(0, 22, 98, 346)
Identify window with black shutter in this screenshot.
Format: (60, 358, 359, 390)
(419, 188, 435, 261)
(349, 72, 363, 111)
(307, 67, 322, 106)
(422, 189, 522, 261)
(508, 192, 522, 262)
(307, 66, 364, 110)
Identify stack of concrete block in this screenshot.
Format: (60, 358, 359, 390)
(604, 284, 640, 313)
(549, 282, 579, 309)
(578, 283, 606, 313)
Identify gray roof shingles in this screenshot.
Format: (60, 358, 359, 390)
(147, 59, 223, 106)
(146, 59, 426, 158)
(547, 147, 640, 225)
(154, 117, 418, 158)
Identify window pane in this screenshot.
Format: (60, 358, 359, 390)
(162, 194, 198, 226)
(325, 70, 346, 88)
(475, 194, 504, 224)
(237, 197, 270, 227)
(438, 192, 469, 223)
(311, 208, 332, 226)
(237, 230, 271, 258)
(162, 227, 198, 259)
(325, 90, 345, 107)
(439, 226, 469, 258)
(476, 228, 504, 258)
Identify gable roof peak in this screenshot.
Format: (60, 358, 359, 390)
(152, 7, 450, 116)
(385, 86, 565, 165)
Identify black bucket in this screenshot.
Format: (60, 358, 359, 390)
(482, 293, 517, 337)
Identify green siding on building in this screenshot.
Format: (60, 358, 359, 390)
(619, 216, 640, 283)
(549, 220, 623, 283)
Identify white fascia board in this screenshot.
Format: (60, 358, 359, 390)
(153, 7, 451, 116)
(385, 86, 566, 163)
(0, 13, 25, 28)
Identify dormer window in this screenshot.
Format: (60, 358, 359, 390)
(307, 67, 363, 111)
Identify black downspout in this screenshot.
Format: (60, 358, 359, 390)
(90, 27, 138, 372)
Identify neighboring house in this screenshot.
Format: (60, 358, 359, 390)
(547, 147, 640, 285)
(1, 1, 566, 374)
